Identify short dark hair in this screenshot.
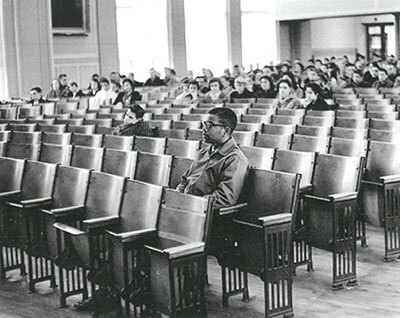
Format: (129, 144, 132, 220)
(170, 69, 176, 76)
(58, 74, 67, 79)
(111, 80, 121, 89)
(70, 82, 78, 87)
(278, 79, 293, 88)
(99, 77, 110, 85)
(208, 107, 237, 133)
(209, 77, 223, 90)
(31, 87, 42, 93)
(122, 78, 135, 90)
(188, 80, 200, 90)
(129, 105, 145, 119)
(306, 83, 322, 96)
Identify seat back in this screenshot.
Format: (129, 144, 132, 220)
(158, 189, 213, 244)
(135, 152, 172, 186)
(0, 157, 25, 192)
(102, 149, 137, 178)
(364, 141, 400, 182)
(39, 144, 72, 165)
(103, 135, 134, 151)
(240, 169, 300, 222)
(9, 123, 36, 132)
(330, 127, 367, 140)
(290, 135, 328, 153)
(262, 124, 295, 135)
(165, 139, 200, 159)
(67, 125, 96, 135)
(311, 153, 361, 197)
(255, 133, 291, 149)
(369, 129, 400, 142)
(7, 143, 41, 160)
(11, 131, 41, 144)
(119, 180, 163, 233)
(37, 124, 67, 133)
(42, 132, 72, 145)
(296, 125, 330, 138)
(20, 160, 57, 200)
(85, 118, 113, 128)
(71, 133, 103, 147)
(329, 137, 368, 157)
(70, 145, 104, 171)
(172, 121, 201, 130)
(303, 116, 334, 127)
(370, 119, 400, 131)
(52, 166, 90, 208)
(0, 141, 7, 156)
(335, 118, 369, 129)
(272, 115, 303, 125)
(158, 129, 187, 139)
(336, 110, 366, 118)
(276, 109, 305, 117)
(169, 156, 193, 189)
(133, 136, 166, 154)
(186, 129, 202, 141)
(273, 149, 315, 189)
(240, 145, 274, 170)
(85, 172, 125, 220)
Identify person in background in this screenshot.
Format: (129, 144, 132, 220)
(272, 79, 302, 109)
(363, 62, 379, 87)
(175, 80, 200, 104)
(305, 83, 332, 111)
(195, 76, 210, 95)
(92, 77, 117, 109)
(86, 79, 101, 97)
(255, 75, 276, 98)
(164, 68, 178, 86)
(109, 71, 121, 84)
(220, 76, 234, 96)
(112, 105, 153, 137)
(387, 64, 398, 82)
(120, 78, 142, 106)
(144, 68, 165, 86)
(58, 74, 68, 93)
(348, 70, 370, 88)
(201, 78, 229, 103)
(373, 68, 394, 89)
(46, 79, 63, 99)
(28, 87, 46, 105)
(230, 77, 255, 101)
(180, 70, 194, 83)
(127, 72, 143, 87)
(394, 75, 400, 88)
(111, 81, 125, 106)
(245, 76, 259, 94)
(69, 82, 84, 98)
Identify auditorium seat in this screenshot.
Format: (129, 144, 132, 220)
(71, 133, 103, 147)
(85, 118, 113, 128)
(102, 148, 137, 178)
(165, 138, 200, 159)
(296, 125, 330, 138)
(0, 130, 11, 142)
(336, 110, 366, 118)
(148, 119, 172, 130)
(153, 113, 181, 121)
(330, 127, 368, 140)
(366, 104, 396, 112)
(335, 117, 370, 129)
(235, 122, 262, 132)
(19, 106, 41, 119)
(57, 118, 84, 126)
(368, 111, 398, 120)
(9, 123, 37, 132)
(303, 116, 334, 127)
(133, 136, 166, 154)
(42, 132, 72, 145)
(247, 108, 275, 115)
(70, 145, 104, 171)
(0, 123, 8, 131)
(169, 156, 193, 189)
(0, 141, 7, 156)
(255, 133, 291, 149)
(276, 109, 305, 117)
(7, 143, 40, 160)
(262, 123, 295, 135)
(272, 114, 304, 125)
(67, 124, 96, 135)
(37, 124, 67, 133)
(172, 120, 201, 130)
(55, 101, 79, 114)
(240, 145, 274, 169)
(28, 118, 56, 125)
(290, 135, 329, 153)
(370, 118, 400, 131)
(158, 128, 187, 139)
(98, 112, 123, 120)
(232, 131, 256, 146)
(0, 108, 17, 120)
(103, 135, 134, 151)
(369, 129, 400, 142)
(328, 137, 368, 157)
(11, 131, 41, 144)
(135, 152, 172, 186)
(186, 128, 202, 141)
(241, 114, 272, 124)
(39, 143, 73, 165)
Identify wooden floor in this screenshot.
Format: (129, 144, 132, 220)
(0, 225, 399, 317)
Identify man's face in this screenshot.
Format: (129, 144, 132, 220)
(189, 84, 198, 94)
(102, 82, 110, 91)
(378, 71, 388, 82)
(371, 66, 379, 77)
(202, 114, 227, 145)
(70, 84, 78, 93)
(124, 110, 137, 125)
(279, 82, 291, 98)
(210, 81, 220, 92)
(352, 73, 362, 84)
(235, 82, 245, 93)
(260, 78, 270, 91)
(196, 78, 205, 87)
(30, 90, 40, 101)
(59, 76, 67, 86)
(111, 83, 119, 93)
(308, 70, 318, 81)
(123, 82, 132, 92)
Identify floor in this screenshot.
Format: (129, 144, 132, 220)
(0, 225, 399, 318)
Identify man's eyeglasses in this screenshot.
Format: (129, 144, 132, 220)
(202, 121, 225, 130)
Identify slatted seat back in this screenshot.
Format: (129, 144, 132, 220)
(39, 144, 72, 165)
(135, 152, 172, 186)
(336, 110, 366, 118)
(158, 189, 212, 244)
(272, 115, 303, 125)
(276, 109, 305, 117)
(172, 120, 201, 130)
(165, 139, 200, 159)
(148, 120, 172, 130)
(364, 141, 400, 182)
(0, 141, 7, 156)
(296, 125, 330, 137)
(335, 117, 369, 129)
(102, 149, 137, 179)
(240, 145, 274, 170)
(262, 124, 295, 135)
(19, 106, 41, 119)
(290, 135, 328, 153)
(329, 137, 368, 157)
(85, 172, 125, 220)
(158, 129, 187, 139)
(103, 135, 134, 151)
(9, 123, 36, 132)
(256, 98, 275, 104)
(42, 132, 72, 145)
(20, 160, 57, 200)
(70, 145, 104, 171)
(273, 149, 315, 189)
(230, 130, 255, 146)
(311, 153, 361, 197)
(71, 133, 103, 147)
(255, 133, 291, 149)
(7, 143, 40, 160)
(169, 156, 193, 189)
(303, 116, 334, 127)
(370, 119, 400, 131)
(331, 127, 367, 140)
(11, 131, 41, 144)
(241, 169, 300, 222)
(0, 157, 25, 192)
(225, 103, 251, 109)
(369, 129, 400, 142)
(241, 114, 273, 124)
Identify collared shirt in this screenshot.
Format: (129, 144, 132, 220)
(112, 119, 153, 137)
(177, 137, 249, 209)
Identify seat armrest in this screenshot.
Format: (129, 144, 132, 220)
(303, 194, 331, 203)
(163, 242, 205, 259)
(380, 174, 400, 184)
(258, 213, 292, 226)
(328, 192, 358, 202)
(361, 180, 383, 187)
(8, 197, 53, 209)
(299, 184, 313, 194)
(232, 219, 262, 229)
(82, 216, 120, 230)
(218, 203, 248, 216)
(106, 228, 157, 243)
(40, 205, 85, 218)
(53, 222, 85, 236)
(0, 190, 21, 200)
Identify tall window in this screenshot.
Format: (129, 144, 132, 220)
(184, 0, 228, 77)
(241, 0, 277, 71)
(116, 0, 169, 81)
(366, 24, 395, 60)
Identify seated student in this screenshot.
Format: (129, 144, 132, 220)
(112, 105, 153, 137)
(175, 80, 200, 104)
(363, 63, 379, 87)
(201, 78, 229, 103)
(305, 83, 332, 111)
(69, 82, 85, 98)
(86, 78, 101, 96)
(272, 79, 303, 109)
(229, 77, 255, 101)
(92, 77, 117, 109)
(144, 68, 165, 86)
(221, 75, 234, 96)
(387, 64, 398, 82)
(164, 67, 179, 86)
(111, 81, 125, 106)
(255, 75, 276, 98)
(127, 72, 144, 87)
(373, 68, 394, 89)
(347, 70, 370, 88)
(46, 79, 63, 99)
(28, 87, 46, 105)
(394, 75, 400, 88)
(120, 78, 142, 106)
(177, 107, 249, 210)
(196, 76, 210, 95)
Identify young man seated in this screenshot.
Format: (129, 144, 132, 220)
(112, 105, 153, 137)
(177, 107, 250, 210)
(28, 87, 46, 105)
